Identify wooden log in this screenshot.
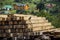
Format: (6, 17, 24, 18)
(15, 25, 27, 28)
(0, 15, 7, 18)
(13, 21, 18, 25)
(13, 16, 17, 20)
(0, 33, 6, 37)
(0, 30, 4, 33)
(11, 29, 16, 33)
(4, 25, 12, 29)
(15, 29, 23, 33)
(28, 23, 52, 28)
(21, 16, 24, 20)
(0, 29, 5, 33)
(19, 17, 21, 20)
(10, 33, 13, 37)
(7, 14, 14, 17)
(26, 20, 48, 24)
(5, 29, 11, 33)
(9, 21, 13, 25)
(2, 18, 5, 21)
(6, 17, 11, 21)
(0, 21, 5, 25)
(0, 26, 5, 29)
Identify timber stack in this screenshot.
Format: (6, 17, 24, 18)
(0, 14, 60, 40)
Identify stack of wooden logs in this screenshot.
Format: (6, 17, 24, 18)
(0, 14, 28, 37)
(0, 14, 54, 37)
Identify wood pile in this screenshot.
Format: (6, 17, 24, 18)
(0, 14, 28, 37)
(0, 14, 54, 37)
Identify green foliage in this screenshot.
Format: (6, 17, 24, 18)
(10, 10, 16, 14)
(36, 2, 45, 11)
(4, 0, 14, 5)
(0, 0, 14, 8)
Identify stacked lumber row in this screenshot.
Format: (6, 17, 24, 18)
(0, 14, 28, 37)
(13, 14, 54, 35)
(24, 16, 54, 31)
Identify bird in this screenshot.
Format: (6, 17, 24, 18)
(28, 16, 31, 20)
